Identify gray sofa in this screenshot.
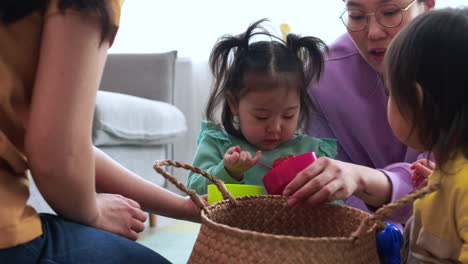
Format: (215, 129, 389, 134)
(27, 51, 187, 227)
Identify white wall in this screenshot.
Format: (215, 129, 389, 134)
(110, 0, 468, 58)
(110, 1, 345, 59)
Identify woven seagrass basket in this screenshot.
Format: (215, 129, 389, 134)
(154, 160, 437, 264)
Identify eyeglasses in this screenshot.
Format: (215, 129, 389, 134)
(339, 0, 418, 32)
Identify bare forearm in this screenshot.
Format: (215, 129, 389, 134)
(28, 143, 99, 224)
(93, 147, 194, 221)
(26, 13, 110, 225)
(353, 165, 392, 208)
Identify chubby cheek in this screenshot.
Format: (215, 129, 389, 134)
(245, 128, 264, 143)
(282, 121, 298, 139)
(238, 120, 264, 142)
(387, 97, 423, 150)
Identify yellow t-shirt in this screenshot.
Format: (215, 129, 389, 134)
(404, 155, 468, 263)
(0, 0, 123, 249)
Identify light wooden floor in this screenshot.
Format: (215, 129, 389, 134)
(137, 216, 201, 264)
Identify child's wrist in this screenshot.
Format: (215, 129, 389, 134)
(230, 172, 244, 181)
(225, 168, 244, 181)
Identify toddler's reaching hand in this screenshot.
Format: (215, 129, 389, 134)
(410, 159, 435, 188)
(223, 146, 262, 181)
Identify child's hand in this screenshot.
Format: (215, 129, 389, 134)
(223, 146, 262, 181)
(410, 159, 435, 188)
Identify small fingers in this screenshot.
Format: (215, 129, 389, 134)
(224, 151, 240, 165)
(412, 171, 429, 188)
(411, 159, 436, 170)
(238, 151, 251, 163)
(252, 150, 262, 163)
(239, 150, 262, 166)
(425, 160, 436, 170)
(410, 159, 424, 170)
(225, 147, 240, 160)
(413, 162, 433, 178)
(226, 146, 240, 155)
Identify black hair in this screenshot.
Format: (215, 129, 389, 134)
(0, 0, 113, 43)
(205, 18, 327, 139)
(385, 7, 468, 171)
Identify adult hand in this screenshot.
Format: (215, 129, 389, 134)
(410, 159, 435, 188)
(282, 157, 391, 208)
(223, 146, 262, 181)
(92, 193, 147, 241)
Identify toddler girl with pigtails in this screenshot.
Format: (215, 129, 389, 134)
(187, 19, 338, 198)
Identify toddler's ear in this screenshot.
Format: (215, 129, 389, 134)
(227, 91, 239, 115)
(425, 0, 436, 10)
(416, 82, 424, 107)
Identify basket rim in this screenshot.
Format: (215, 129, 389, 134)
(201, 195, 378, 242)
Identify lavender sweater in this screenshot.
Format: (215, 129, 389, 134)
(308, 34, 422, 224)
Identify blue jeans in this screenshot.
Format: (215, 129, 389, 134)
(0, 213, 171, 264)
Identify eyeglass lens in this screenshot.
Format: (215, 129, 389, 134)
(342, 4, 404, 30)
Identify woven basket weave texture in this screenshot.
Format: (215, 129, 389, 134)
(154, 160, 382, 264)
(190, 197, 380, 264)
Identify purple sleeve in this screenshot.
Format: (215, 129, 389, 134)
(346, 154, 431, 234)
(379, 163, 414, 223)
(379, 152, 432, 222)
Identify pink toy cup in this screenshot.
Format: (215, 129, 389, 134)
(262, 152, 317, 195)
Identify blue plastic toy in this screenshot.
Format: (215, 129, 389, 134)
(376, 222, 403, 264)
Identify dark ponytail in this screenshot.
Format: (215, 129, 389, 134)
(284, 33, 327, 131)
(209, 18, 267, 88)
(286, 33, 328, 86)
(206, 19, 271, 137)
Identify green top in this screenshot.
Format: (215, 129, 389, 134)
(187, 121, 338, 195)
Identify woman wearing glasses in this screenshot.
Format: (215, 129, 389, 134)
(283, 0, 435, 226)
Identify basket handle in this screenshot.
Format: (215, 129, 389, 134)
(153, 160, 237, 214)
(351, 181, 440, 240)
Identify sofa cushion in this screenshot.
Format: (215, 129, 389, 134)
(99, 51, 177, 103)
(93, 91, 187, 146)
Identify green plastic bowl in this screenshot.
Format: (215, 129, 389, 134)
(207, 184, 264, 204)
